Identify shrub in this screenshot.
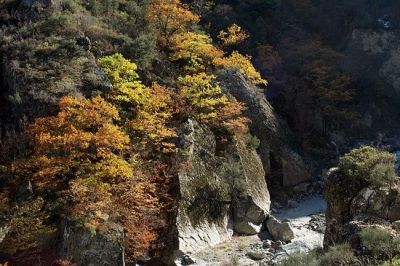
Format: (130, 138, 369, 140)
(247, 134, 261, 150)
(381, 257, 400, 266)
(338, 146, 397, 186)
(231, 254, 240, 266)
(361, 227, 400, 262)
(40, 12, 79, 35)
(319, 243, 360, 266)
(278, 251, 319, 266)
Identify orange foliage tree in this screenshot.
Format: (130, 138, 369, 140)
(21, 96, 132, 215)
(145, 0, 200, 44)
(14, 95, 161, 261)
(13, 96, 160, 260)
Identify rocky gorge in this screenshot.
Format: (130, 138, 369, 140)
(171, 70, 321, 265)
(1, 0, 400, 265)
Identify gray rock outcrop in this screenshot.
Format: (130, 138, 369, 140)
(217, 69, 311, 187)
(175, 119, 271, 256)
(233, 139, 271, 235)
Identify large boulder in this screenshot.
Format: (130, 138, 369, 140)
(351, 186, 400, 222)
(324, 168, 362, 247)
(217, 69, 311, 187)
(175, 119, 270, 256)
(266, 216, 295, 242)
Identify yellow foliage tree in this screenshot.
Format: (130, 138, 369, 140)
(214, 51, 268, 85)
(129, 82, 176, 151)
(98, 53, 145, 109)
(218, 24, 249, 46)
(178, 72, 228, 121)
(170, 31, 224, 72)
(99, 53, 176, 151)
(178, 72, 249, 133)
(145, 0, 200, 44)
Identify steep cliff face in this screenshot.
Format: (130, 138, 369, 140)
(175, 120, 233, 255)
(217, 69, 311, 188)
(174, 119, 270, 260)
(0, 0, 112, 128)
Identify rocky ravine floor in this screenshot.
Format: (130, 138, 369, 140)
(187, 196, 326, 266)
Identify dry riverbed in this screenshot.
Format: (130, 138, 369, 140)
(186, 196, 326, 266)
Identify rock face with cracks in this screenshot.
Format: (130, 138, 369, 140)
(174, 119, 270, 257)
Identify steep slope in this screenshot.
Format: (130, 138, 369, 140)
(218, 69, 311, 188)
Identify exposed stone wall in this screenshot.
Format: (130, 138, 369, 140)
(174, 119, 271, 258)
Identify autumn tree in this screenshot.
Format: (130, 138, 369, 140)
(21, 96, 132, 214)
(167, 26, 265, 87)
(304, 59, 355, 128)
(217, 99, 250, 134)
(214, 51, 268, 85)
(98, 53, 143, 113)
(218, 24, 249, 46)
(99, 53, 176, 151)
(178, 72, 228, 121)
(170, 31, 224, 73)
(129, 82, 176, 151)
(178, 72, 249, 132)
(145, 0, 200, 44)
(12, 95, 161, 261)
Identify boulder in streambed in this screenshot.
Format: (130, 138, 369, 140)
(266, 216, 295, 242)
